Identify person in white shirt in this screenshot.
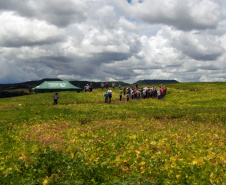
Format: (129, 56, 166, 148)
(85, 84, 89, 92)
(143, 90, 146, 99)
(112, 82, 115, 89)
(101, 82, 104, 90)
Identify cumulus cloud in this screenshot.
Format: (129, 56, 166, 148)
(0, 0, 225, 83)
(0, 12, 65, 47)
(160, 27, 225, 61)
(114, 0, 221, 31)
(0, 0, 87, 27)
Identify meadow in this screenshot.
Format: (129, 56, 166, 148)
(0, 82, 225, 184)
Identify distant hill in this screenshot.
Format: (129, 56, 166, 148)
(0, 78, 178, 92)
(135, 79, 179, 85)
(0, 78, 62, 90)
(70, 81, 130, 89)
(0, 78, 131, 91)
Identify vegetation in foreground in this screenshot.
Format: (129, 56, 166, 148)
(0, 82, 225, 184)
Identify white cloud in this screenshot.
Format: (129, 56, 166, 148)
(160, 27, 225, 61)
(113, 0, 221, 30)
(0, 0, 225, 83)
(0, 0, 87, 27)
(0, 12, 65, 47)
(119, 17, 137, 32)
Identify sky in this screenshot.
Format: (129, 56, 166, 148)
(0, 0, 226, 84)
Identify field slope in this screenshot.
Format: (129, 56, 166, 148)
(0, 82, 225, 184)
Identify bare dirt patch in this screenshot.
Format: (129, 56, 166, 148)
(23, 122, 71, 150)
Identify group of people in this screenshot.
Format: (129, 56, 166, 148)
(121, 85, 167, 101)
(101, 82, 118, 90)
(53, 82, 167, 105)
(104, 89, 113, 103)
(103, 83, 167, 103)
(84, 83, 93, 92)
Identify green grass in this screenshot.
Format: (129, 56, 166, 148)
(0, 82, 225, 184)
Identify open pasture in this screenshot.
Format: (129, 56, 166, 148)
(0, 82, 225, 184)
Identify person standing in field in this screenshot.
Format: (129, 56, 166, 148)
(89, 83, 93, 92)
(131, 89, 134, 99)
(112, 82, 115, 89)
(85, 84, 89, 92)
(134, 88, 137, 99)
(157, 88, 161, 99)
(53, 93, 59, 105)
(154, 86, 157, 98)
(123, 86, 126, 96)
(104, 92, 109, 103)
(164, 86, 167, 95)
(119, 84, 121, 89)
(108, 89, 112, 103)
(127, 87, 130, 95)
(136, 83, 138, 89)
(143, 89, 146, 99)
(119, 89, 122, 101)
(137, 90, 140, 100)
(127, 93, 130, 101)
(160, 86, 164, 99)
(101, 82, 104, 90)
(105, 82, 109, 89)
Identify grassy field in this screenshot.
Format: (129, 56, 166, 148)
(0, 82, 225, 184)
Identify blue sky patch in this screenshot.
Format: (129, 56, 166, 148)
(127, 0, 143, 3)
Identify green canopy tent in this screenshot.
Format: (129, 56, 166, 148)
(32, 81, 82, 92)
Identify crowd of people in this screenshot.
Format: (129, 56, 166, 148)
(102, 82, 167, 104)
(53, 82, 167, 104)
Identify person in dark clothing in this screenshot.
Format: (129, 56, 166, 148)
(105, 83, 109, 89)
(53, 93, 59, 105)
(127, 93, 129, 101)
(104, 92, 109, 103)
(108, 89, 112, 103)
(119, 89, 122, 101)
(89, 83, 93, 92)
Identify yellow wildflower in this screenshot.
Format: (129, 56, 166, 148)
(141, 161, 145, 165)
(43, 179, 48, 185)
(192, 160, 198, 165)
